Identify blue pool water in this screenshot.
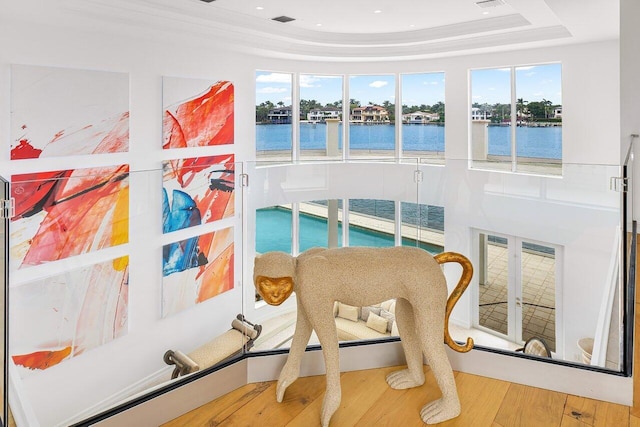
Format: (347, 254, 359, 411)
(256, 123, 562, 159)
(256, 206, 443, 255)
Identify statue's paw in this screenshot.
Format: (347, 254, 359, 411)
(385, 369, 425, 390)
(420, 397, 461, 424)
(275, 379, 289, 403)
(320, 389, 341, 427)
(276, 366, 300, 402)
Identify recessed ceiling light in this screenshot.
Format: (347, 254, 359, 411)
(316, 23, 322, 27)
(272, 15, 296, 23)
(256, 6, 264, 10)
(475, 0, 505, 8)
(482, 11, 490, 15)
(373, 10, 382, 14)
(409, 24, 415, 28)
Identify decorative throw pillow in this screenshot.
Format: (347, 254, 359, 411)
(360, 305, 382, 322)
(379, 309, 395, 333)
(391, 320, 400, 336)
(337, 303, 359, 322)
(366, 312, 388, 334)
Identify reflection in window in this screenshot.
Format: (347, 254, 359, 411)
(349, 75, 395, 157)
(401, 73, 445, 162)
(400, 202, 444, 254)
(299, 75, 344, 160)
(470, 64, 562, 175)
(255, 71, 293, 163)
(348, 199, 395, 247)
(299, 200, 344, 251)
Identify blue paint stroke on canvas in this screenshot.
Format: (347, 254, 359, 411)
(162, 188, 201, 233)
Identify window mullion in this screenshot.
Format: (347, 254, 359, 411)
(510, 67, 517, 172)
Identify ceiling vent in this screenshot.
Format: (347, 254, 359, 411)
(272, 15, 296, 23)
(475, 0, 506, 8)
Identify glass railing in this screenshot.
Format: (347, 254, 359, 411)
(0, 155, 633, 425)
(5, 163, 246, 426)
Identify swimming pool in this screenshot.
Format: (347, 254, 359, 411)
(256, 206, 443, 254)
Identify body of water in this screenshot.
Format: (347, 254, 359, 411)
(256, 123, 562, 159)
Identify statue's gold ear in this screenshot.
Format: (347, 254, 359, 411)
(255, 275, 294, 306)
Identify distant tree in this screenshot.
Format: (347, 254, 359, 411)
(382, 100, 395, 122)
(516, 98, 529, 120)
(527, 101, 546, 119)
(255, 100, 275, 123)
(431, 101, 445, 122)
(299, 99, 323, 119)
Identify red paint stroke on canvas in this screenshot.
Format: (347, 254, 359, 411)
(48, 111, 130, 155)
(163, 81, 234, 149)
(12, 165, 129, 267)
(166, 154, 233, 188)
(197, 244, 234, 303)
(12, 346, 72, 370)
(12, 111, 129, 159)
(11, 138, 42, 160)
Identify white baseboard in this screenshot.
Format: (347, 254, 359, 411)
(57, 366, 175, 427)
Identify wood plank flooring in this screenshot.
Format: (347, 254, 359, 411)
(162, 365, 640, 427)
(162, 241, 640, 427)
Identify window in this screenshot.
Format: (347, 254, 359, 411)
(348, 199, 395, 247)
(255, 71, 293, 163)
(470, 64, 562, 175)
(475, 231, 559, 353)
(400, 202, 444, 254)
(299, 75, 344, 160)
(401, 73, 445, 162)
(348, 75, 395, 158)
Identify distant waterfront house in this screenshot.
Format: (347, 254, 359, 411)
(307, 107, 341, 122)
(402, 111, 440, 124)
(554, 107, 562, 119)
(267, 106, 293, 124)
(471, 107, 491, 121)
(350, 105, 390, 124)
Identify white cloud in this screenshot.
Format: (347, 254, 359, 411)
(257, 87, 288, 94)
(299, 75, 320, 88)
(472, 95, 482, 100)
(423, 81, 439, 86)
(256, 73, 292, 83)
(369, 80, 388, 88)
(524, 71, 536, 77)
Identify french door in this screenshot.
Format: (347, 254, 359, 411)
(474, 231, 561, 353)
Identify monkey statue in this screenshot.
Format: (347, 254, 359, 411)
(254, 246, 473, 426)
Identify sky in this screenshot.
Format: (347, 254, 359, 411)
(255, 63, 561, 108)
(471, 63, 562, 105)
(256, 71, 445, 107)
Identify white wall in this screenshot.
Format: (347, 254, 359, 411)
(0, 0, 626, 425)
(0, 3, 255, 425)
(621, 0, 640, 219)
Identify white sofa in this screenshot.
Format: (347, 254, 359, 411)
(333, 300, 400, 341)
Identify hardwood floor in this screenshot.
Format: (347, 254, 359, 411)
(162, 241, 640, 427)
(162, 365, 639, 426)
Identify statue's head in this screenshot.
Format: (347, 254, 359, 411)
(253, 251, 296, 306)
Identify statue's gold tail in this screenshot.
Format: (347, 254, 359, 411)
(435, 252, 474, 353)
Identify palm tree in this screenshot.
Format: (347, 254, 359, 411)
(517, 98, 528, 122)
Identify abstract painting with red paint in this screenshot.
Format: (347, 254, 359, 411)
(10, 257, 129, 375)
(162, 76, 234, 149)
(162, 227, 234, 317)
(162, 154, 235, 234)
(10, 165, 129, 270)
(10, 65, 129, 159)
